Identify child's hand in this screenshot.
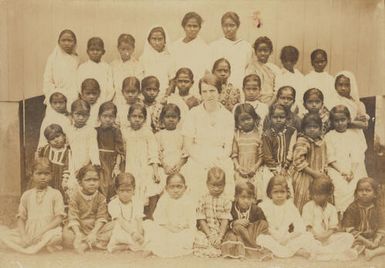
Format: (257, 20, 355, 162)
(153, 172, 161, 184)
(85, 231, 97, 246)
(112, 164, 120, 178)
(342, 171, 353, 182)
(233, 219, 249, 228)
(238, 167, 250, 178)
(131, 232, 144, 245)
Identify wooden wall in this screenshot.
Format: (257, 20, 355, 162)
(0, 0, 383, 102)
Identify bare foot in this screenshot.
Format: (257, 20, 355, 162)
(141, 250, 153, 257)
(296, 248, 311, 259)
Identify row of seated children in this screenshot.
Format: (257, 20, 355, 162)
(0, 159, 384, 262)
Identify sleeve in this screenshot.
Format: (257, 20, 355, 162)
(341, 204, 357, 233)
(262, 133, 278, 168)
(230, 134, 238, 159)
(108, 199, 121, 220)
(291, 202, 306, 233)
(292, 137, 310, 171)
(42, 55, 55, 96)
(328, 204, 339, 230)
(324, 134, 337, 164)
(95, 194, 108, 224)
(218, 198, 233, 220)
(146, 131, 160, 165)
(88, 128, 101, 166)
(195, 196, 207, 220)
(114, 128, 125, 156)
(16, 192, 28, 221)
(53, 190, 66, 217)
(301, 202, 313, 228)
(286, 129, 297, 163)
(67, 194, 81, 228)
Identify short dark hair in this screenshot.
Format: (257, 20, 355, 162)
(44, 124, 65, 141)
(181, 12, 203, 27)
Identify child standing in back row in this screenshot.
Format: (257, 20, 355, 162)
(78, 37, 114, 102)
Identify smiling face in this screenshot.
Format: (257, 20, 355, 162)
(59, 32, 76, 54)
(335, 75, 351, 98)
(149, 31, 165, 53)
(255, 43, 272, 64)
(48, 133, 66, 149)
(222, 17, 238, 41)
(118, 42, 134, 62)
(183, 18, 200, 41)
(80, 171, 100, 195)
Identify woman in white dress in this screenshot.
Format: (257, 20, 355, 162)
(210, 12, 253, 90)
(182, 73, 235, 201)
(170, 12, 210, 97)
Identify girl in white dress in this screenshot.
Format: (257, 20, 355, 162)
(170, 12, 210, 96)
(325, 105, 367, 214)
(145, 173, 195, 257)
(43, 29, 79, 108)
(111, 34, 144, 104)
(140, 26, 174, 101)
(124, 103, 161, 219)
(257, 175, 319, 258)
(210, 12, 253, 90)
(156, 104, 188, 184)
(0, 158, 65, 254)
(107, 173, 146, 253)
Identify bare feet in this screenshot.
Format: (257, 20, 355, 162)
(141, 250, 153, 258)
(296, 248, 311, 259)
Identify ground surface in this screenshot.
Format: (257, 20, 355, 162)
(0, 249, 384, 268)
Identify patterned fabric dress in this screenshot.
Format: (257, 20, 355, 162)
(193, 193, 232, 257)
(292, 135, 328, 213)
(221, 202, 272, 260)
(219, 83, 240, 112)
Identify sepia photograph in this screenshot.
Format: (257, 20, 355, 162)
(0, 0, 384, 267)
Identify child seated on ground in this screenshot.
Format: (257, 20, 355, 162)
(221, 181, 273, 261)
(0, 158, 65, 254)
(302, 177, 357, 261)
(145, 173, 195, 258)
(62, 164, 111, 254)
(194, 167, 232, 257)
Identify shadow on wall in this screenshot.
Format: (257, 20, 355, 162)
(19, 95, 45, 192)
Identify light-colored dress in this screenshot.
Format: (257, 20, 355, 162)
(66, 124, 101, 173)
(193, 193, 232, 257)
(170, 36, 210, 96)
(0, 187, 65, 254)
(140, 26, 174, 99)
(257, 199, 320, 258)
(292, 135, 328, 213)
(123, 126, 160, 201)
(210, 37, 253, 90)
(304, 70, 336, 110)
(145, 191, 196, 257)
(43, 46, 79, 106)
(302, 200, 356, 261)
(156, 128, 186, 184)
(246, 57, 280, 104)
(107, 196, 145, 252)
(78, 59, 114, 102)
(181, 103, 235, 200)
(325, 129, 367, 213)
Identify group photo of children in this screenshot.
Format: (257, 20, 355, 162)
(0, 1, 384, 267)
